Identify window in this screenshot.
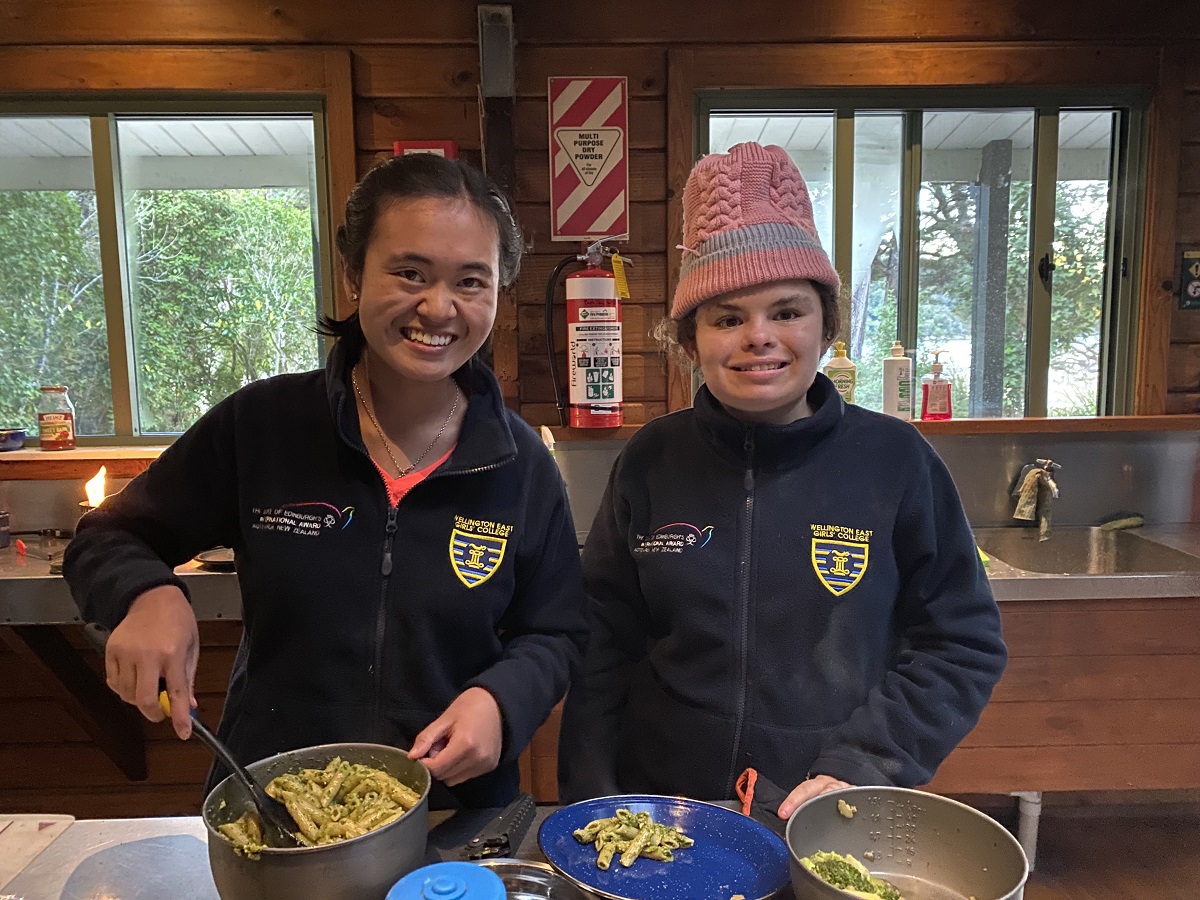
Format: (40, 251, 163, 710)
(0, 110, 329, 441)
(703, 92, 1142, 418)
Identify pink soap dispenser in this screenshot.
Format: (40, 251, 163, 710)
(920, 349, 953, 421)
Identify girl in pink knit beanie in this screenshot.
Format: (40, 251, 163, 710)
(667, 142, 843, 422)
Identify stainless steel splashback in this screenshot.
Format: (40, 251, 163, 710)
(930, 430, 1200, 527)
(5, 427, 1198, 543)
(553, 428, 1200, 543)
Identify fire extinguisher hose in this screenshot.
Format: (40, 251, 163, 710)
(545, 254, 580, 428)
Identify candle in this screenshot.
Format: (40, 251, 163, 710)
(80, 466, 107, 516)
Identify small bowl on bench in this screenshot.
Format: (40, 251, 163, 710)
(0, 428, 27, 451)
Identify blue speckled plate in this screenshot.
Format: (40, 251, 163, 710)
(538, 795, 789, 900)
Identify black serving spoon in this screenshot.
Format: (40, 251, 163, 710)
(159, 691, 301, 847)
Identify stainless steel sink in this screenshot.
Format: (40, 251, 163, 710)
(974, 526, 1200, 575)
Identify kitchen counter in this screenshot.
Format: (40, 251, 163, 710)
(2, 810, 558, 900)
(0, 541, 241, 625)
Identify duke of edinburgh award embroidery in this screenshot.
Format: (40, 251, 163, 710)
(811, 523, 872, 596)
(449, 515, 513, 588)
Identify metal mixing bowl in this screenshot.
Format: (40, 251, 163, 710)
(786, 787, 1028, 900)
(203, 742, 430, 900)
(476, 859, 590, 899)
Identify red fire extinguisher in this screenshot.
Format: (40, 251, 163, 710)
(546, 241, 626, 428)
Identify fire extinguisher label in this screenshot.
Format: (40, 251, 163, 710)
(568, 321, 623, 404)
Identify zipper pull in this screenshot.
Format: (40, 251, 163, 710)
(743, 429, 755, 492)
(381, 506, 398, 576)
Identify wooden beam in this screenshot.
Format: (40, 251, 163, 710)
(354, 98, 483, 151)
(351, 46, 479, 99)
(1135, 46, 1185, 414)
(0, 625, 147, 781)
(514, 0, 1187, 44)
(670, 42, 1161, 92)
(0, 1, 477, 45)
(514, 46, 667, 98)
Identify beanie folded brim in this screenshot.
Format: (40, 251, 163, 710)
(672, 224, 841, 320)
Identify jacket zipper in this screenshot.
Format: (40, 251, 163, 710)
(725, 427, 756, 795)
(372, 505, 399, 740)
(336, 380, 513, 741)
(369, 461, 508, 742)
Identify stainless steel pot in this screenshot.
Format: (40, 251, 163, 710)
(476, 859, 591, 899)
(786, 787, 1028, 900)
(203, 742, 430, 900)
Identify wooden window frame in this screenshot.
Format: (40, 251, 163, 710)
(667, 42, 1180, 416)
(0, 47, 356, 314)
(0, 46, 357, 441)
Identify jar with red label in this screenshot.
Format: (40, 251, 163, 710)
(37, 386, 77, 450)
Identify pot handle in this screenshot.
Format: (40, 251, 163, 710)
(735, 768, 788, 837)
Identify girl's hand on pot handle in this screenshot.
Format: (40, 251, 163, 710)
(409, 687, 503, 786)
(778, 774, 853, 819)
(104, 584, 199, 741)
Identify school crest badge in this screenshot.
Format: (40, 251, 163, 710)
(811, 538, 869, 597)
(449, 516, 513, 588)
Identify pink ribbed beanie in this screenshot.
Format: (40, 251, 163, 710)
(672, 142, 840, 320)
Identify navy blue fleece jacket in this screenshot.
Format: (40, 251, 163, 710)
(559, 373, 1006, 801)
(65, 338, 587, 809)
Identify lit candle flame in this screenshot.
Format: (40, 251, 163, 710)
(85, 466, 107, 508)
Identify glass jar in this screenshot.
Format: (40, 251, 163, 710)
(37, 386, 77, 450)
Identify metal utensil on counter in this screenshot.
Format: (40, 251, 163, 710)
(157, 690, 300, 848)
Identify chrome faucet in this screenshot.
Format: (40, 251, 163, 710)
(1012, 458, 1061, 541)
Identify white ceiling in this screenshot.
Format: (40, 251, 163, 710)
(710, 110, 1114, 154)
(0, 116, 314, 159)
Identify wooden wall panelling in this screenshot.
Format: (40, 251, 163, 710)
(1135, 45, 1184, 414)
(1168, 344, 1200, 393)
(515, 47, 667, 98)
(1, 626, 147, 781)
(357, 149, 484, 179)
(519, 254, 667, 305)
(513, 0, 1187, 45)
(516, 203, 665, 256)
(1178, 194, 1200, 244)
(354, 98, 483, 151)
(351, 46, 479, 98)
(927, 596, 1200, 795)
(929, 744, 1200, 794)
(0, 1, 478, 45)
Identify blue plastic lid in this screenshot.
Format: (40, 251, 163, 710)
(386, 862, 506, 900)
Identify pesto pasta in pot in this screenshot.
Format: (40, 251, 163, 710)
(217, 757, 422, 855)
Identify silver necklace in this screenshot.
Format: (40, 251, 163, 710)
(351, 362, 459, 477)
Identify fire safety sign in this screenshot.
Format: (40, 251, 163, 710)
(548, 76, 629, 242)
